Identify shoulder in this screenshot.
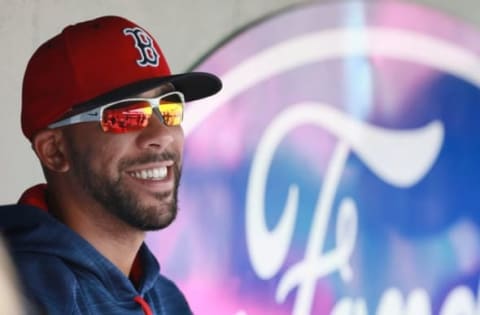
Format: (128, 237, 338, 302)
(155, 273, 186, 294)
(14, 252, 78, 315)
(147, 274, 193, 314)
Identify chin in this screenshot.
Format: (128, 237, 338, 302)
(131, 203, 178, 231)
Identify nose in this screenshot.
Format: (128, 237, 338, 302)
(135, 113, 183, 150)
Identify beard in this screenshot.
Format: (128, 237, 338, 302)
(67, 144, 181, 231)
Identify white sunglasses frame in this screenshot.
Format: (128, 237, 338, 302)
(48, 91, 185, 130)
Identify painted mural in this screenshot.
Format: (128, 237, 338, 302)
(148, 2, 480, 314)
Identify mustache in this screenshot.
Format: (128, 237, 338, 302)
(119, 151, 180, 169)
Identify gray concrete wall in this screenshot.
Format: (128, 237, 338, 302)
(0, 0, 478, 203)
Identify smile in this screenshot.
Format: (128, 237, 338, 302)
(128, 166, 168, 181)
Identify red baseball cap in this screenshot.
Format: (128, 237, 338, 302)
(21, 15, 222, 140)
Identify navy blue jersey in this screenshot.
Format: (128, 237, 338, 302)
(0, 186, 192, 315)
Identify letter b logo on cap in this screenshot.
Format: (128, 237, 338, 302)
(123, 27, 159, 67)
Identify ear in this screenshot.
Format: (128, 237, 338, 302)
(32, 129, 70, 173)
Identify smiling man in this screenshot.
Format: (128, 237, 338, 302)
(0, 16, 221, 314)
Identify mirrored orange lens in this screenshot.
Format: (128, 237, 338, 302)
(159, 101, 183, 126)
(102, 101, 152, 133)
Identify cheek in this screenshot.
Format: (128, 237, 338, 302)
(95, 137, 139, 172)
(75, 143, 119, 177)
(175, 127, 185, 148)
(173, 127, 185, 162)
(94, 145, 121, 170)
(66, 127, 131, 173)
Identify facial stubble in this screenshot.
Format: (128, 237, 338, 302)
(68, 144, 181, 231)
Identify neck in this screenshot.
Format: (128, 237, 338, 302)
(48, 190, 145, 276)
(77, 215, 145, 276)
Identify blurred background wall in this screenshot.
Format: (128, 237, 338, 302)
(0, 0, 478, 203)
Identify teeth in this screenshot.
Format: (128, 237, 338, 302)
(130, 167, 168, 180)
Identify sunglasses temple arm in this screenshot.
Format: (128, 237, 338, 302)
(48, 109, 101, 129)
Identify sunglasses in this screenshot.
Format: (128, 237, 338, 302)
(48, 91, 185, 133)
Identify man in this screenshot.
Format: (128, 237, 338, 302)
(0, 15, 221, 314)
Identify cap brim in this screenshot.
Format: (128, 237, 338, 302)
(106, 71, 222, 102)
(69, 71, 222, 115)
(167, 72, 222, 102)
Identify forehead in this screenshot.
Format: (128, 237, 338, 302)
(136, 82, 175, 98)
